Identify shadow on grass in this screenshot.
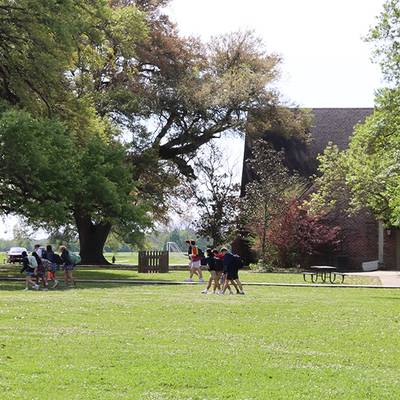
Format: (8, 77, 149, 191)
(0, 267, 186, 291)
(370, 296, 400, 301)
(0, 280, 171, 292)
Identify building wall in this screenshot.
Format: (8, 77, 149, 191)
(384, 228, 398, 269)
(309, 208, 399, 271)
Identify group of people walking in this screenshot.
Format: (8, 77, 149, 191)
(18, 240, 244, 294)
(185, 240, 245, 295)
(20, 244, 78, 290)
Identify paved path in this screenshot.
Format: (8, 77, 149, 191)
(347, 270, 400, 287)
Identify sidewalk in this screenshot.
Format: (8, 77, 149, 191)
(346, 270, 400, 287)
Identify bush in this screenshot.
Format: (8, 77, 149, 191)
(268, 200, 341, 268)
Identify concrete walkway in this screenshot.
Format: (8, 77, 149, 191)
(346, 270, 400, 287)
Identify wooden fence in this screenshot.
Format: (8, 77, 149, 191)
(138, 251, 169, 273)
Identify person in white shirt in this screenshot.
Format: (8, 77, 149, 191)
(34, 244, 43, 258)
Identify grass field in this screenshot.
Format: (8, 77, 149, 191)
(103, 252, 189, 265)
(0, 264, 380, 286)
(1, 252, 189, 266)
(0, 278, 399, 399)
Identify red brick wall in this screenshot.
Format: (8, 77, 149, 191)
(384, 228, 397, 269)
(311, 209, 398, 271)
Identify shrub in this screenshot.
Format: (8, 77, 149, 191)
(268, 200, 341, 268)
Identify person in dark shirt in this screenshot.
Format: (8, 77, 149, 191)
(220, 247, 245, 295)
(32, 251, 49, 291)
(60, 245, 76, 287)
(44, 245, 60, 288)
(20, 251, 39, 291)
(201, 249, 222, 294)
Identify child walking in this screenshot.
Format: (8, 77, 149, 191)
(185, 240, 204, 283)
(20, 251, 39, 290)
(32, 251, 49, 291)
(201, 249, 223, 294)
(220, 248, 245, 295)
(60, 245, 76, 287)
(44, 245, 60, 288)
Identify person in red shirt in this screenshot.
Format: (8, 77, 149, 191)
(185, 240, 204, 283)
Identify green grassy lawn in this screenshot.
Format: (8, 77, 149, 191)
(105, 252, 189, 265)
(1, 252, 189, 266)
(0, 264, 380, 286)
(0, 281, 399, 399)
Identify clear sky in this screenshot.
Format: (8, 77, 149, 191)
(167, 0, 385, 107)
(0, 0, 387, 239)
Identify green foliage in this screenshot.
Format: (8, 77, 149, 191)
(345, 93, 399, 223)
(242, 140, 304, 265)
(0, 0, 108, 113)
(0, 110, 153, 244)
(309, 89, 400, 226)
(0, 110, 75, 226)
(0, 0, 308, 262)
(183, 144, 240, 247)
(366, 0, 400, 83)
(306, 143, 349, 214)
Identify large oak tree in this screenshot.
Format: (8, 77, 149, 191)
(0, 0, 307, 264)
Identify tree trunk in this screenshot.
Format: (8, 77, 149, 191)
(75, 213, 111, 265)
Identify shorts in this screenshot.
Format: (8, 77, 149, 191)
(226, 268, 238, 280)
(63, 263, 74, 271)
(24, 270, 35, 277)
(49, 263, 58, 272)
(190, 260, 201, 269)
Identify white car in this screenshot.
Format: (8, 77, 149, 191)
(7, 247, 28, 263)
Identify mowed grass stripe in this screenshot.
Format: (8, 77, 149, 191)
(0, 283, 399, 399)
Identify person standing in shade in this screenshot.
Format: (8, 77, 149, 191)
(34, 244, 43, 258)
(60, 245, 76, 288)
(20, 251, 39, 290)
(44, 244, 60, 288)
(32, 251, 49, 290)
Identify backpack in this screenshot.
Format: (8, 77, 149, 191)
(27, 255, 38, 268)
(233, 254, 244, 270)
(69, 253, 81, 265)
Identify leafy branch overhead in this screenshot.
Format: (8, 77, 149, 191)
(182, 143, 240, 247)
(0, 0, 309, 264)
(309, 0, 400, 227)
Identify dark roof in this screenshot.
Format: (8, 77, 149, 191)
(309, 108, 373, 159)
(241, 108, 374, 194)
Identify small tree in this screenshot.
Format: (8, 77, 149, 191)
(241, 140, 303, 266)
(183, 144, 240, 248)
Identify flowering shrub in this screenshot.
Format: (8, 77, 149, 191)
(268, 200, 341, 267)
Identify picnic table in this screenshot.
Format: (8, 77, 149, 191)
(303, 266, 346, 284)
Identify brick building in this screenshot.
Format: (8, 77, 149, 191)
(241, 108, 400, 271)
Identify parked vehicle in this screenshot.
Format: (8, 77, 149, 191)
(7, 247, 28, 264)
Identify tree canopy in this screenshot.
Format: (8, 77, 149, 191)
(183, 143, 240, 247)
(309, 0, 400, 227)
(0, 0, 308, 263)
